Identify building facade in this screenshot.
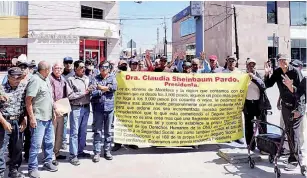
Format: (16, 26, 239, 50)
(0, 1, 120, 72)
(172, 6, 197, 61)
(204, 1, 306, 68)
(172, 1, 306, 69)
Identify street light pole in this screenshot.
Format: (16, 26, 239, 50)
(210, 3, 239, 66)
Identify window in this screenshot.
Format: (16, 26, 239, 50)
(93, 8, 103, 19)
(290, 1, 307, 26)
(291, 39, 306, 65)
(180, 17, 196, 37)
(267, 1, 277, 24)
(81, 5, 104, 20)
(81, 5, 92, 18)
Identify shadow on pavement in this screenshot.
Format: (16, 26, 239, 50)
(111, 144, 235, 156)
(204, 152, 303, 178)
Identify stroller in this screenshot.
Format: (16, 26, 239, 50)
(247, 116, 306, 178)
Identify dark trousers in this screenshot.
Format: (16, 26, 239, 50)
(23, 123, 31, 159)
(0, 119, 23, 173)
(244, 100, 267, 150)
(281, 103, 302, 163)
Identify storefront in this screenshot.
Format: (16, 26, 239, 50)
(0, 45, 27, 71)
(79, 38, 107, 65)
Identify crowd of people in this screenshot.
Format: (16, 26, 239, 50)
(0, 51, 305, 178)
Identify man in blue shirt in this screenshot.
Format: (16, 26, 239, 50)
(90, 61, 117, 162)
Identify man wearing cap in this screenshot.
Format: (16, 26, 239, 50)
(129, 58, 140, 72)
(117, 60, 128, 72)
(62, 57, 74, 81)
(222, 56, 245, 145)
(0, 67, 27, 178)
(85, 59, 96, 78)
(67, 60, 92, 166)
(61, 57, 74, 150)
(264, 53, 304, 171)
(26, 61, 57, 178)
(208, 55, 223, 73)
(182, 61, 192, 73)
(222, 56, 243, 74)
(28, 60, 37, 75)
(243, 58, 271, 151)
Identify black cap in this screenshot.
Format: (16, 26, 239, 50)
(8, 67, 23, 77)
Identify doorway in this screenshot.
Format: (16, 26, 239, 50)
(85, 50, 100, 66)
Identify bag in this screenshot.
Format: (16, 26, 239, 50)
(256, 133, 282, 155)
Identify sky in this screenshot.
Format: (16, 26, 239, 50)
(119, 1, 189, 51)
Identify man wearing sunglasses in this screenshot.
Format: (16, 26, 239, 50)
(91, 61, 117, 162)
(62, 57, 74, 81)
(0, 67, 27, 178)
(61, 57, 74, 151)
(67, 61, 92, 166)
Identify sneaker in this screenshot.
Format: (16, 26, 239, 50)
(78, 152, 91, 158)
(104, 152, 113, 160)
(56, 155, 67, 160)
(28, 170, 40, 178)
(8, 169, 25, 178)
(0, 172, 4, 178)
(43, 162, 58, 172)
(92, 154, 100, 163)
(234, 139, 244, 145)
(61, 144, 67, 150)
(284, 162, 298, 171)
(70, 157, 80, 166)
(112, 143, 122, 152)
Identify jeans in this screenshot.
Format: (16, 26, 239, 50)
(28, 120, 54, 172)
(69, 105, 90, 158)
(62, 114, 68, 144)
(0, 119, 23, 173)
(93, 110, 114, 154)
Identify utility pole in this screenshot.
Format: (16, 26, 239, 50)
(130, 40, 133, 58)
(163, 16, 167, 57)
(156, 28, 159, 58)
(233, 6, 239, 67)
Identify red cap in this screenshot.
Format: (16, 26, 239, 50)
(209, 55, 217, 60)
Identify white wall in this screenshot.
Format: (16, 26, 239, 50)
(27, 1, 120, 64)
(27, 1, 80, 63)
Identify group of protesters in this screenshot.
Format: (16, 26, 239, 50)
(0, 51, 305, 178)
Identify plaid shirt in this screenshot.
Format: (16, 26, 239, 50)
(0, 81, 27, 117)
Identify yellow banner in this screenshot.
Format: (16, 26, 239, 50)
(114, 72, 250, 146)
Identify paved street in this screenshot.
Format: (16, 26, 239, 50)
(0, 72, 306, 178)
